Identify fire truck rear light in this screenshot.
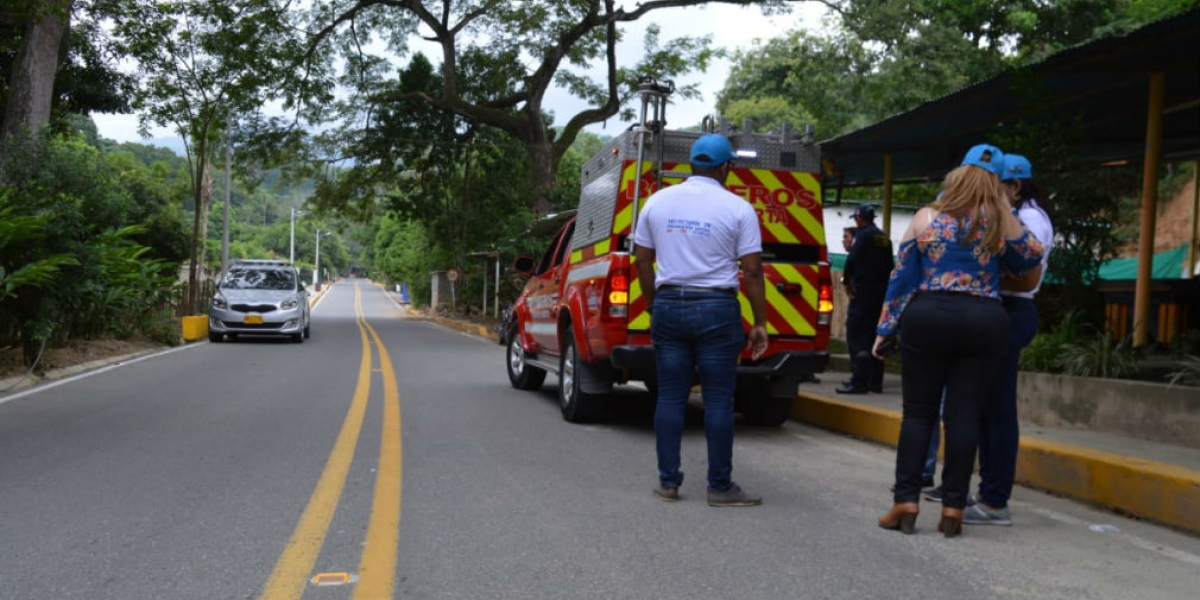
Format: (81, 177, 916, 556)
(609, 291, 628, 305)
(608, 305, 628, 318)
(818, 283, 834, 313)
(609, 274, 629, 291)
(818, 313, 832, 325)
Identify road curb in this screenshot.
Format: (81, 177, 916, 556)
(0, 347, 171, 396)
(430, 315, 493, 339)
(793, 391, 1200, 534)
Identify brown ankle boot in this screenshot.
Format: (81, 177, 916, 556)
(938, 507, 964, 538)
(878, 502, 919, 534)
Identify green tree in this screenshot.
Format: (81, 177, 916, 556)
(286, 0, 799, 216)
(110, 0, 303, 313)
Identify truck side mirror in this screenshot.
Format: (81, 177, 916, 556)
(513, 255, 536, 275)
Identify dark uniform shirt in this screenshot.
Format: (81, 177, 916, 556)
(844, 222, 894, 298)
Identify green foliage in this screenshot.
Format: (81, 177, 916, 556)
(1, 134, 187, 364)
(1021, 310, 1082, 373)
(0, 195, 80, 300)
(1021, 311, 1142, 380)
(372, 214, 445, 305)
(1165, 355, 1200, 387)
(718, 29, 875, 138)
(1059, 332, 1141, 379)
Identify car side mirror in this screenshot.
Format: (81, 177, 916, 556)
(513, 255, 536, 275)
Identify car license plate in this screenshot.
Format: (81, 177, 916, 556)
(244, 314, 264, 325)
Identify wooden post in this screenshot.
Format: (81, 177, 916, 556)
(882, 153, 894, 235)
(1188, 160, 1199, 279)
(1133, 72, 1165, 347)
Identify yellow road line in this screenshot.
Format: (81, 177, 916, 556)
(355, 317, 404, 598)
(259, 285, 374, 600)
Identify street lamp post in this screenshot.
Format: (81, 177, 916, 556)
(314, 230, 331, 289)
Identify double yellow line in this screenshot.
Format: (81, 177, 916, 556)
(259, 283, 403, 599)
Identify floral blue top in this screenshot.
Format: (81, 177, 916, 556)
(876, 211, 1044, 335)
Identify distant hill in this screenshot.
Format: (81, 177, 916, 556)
(143, 136, 187, 156)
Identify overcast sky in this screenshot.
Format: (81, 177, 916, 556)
(92, 2, 831, 145)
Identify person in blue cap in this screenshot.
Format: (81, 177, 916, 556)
(965, 154, 1054, 526)
(634, 133, 769, 507)
(838, 203, 895, 394)
(874, 144, 1044, 537)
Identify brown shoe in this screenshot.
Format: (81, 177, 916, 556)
(878, 502, 919, 534)
(938, 507, 964, 538)
(707, 484, 762, 507)
(653, 484, 680, 502)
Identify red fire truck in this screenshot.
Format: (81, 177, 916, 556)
(504, 78, 833, 425)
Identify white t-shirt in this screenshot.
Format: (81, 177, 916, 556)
(1003, 198, 1053, 299)
(632, 176, 762, 289)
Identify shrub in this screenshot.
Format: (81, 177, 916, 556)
(1058, 332, 1141, 379)
(1165, 355, 1200, 387)
(1020, 310, 1081, 373)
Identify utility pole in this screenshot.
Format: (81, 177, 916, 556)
(314, 230, 330, 289)
(290, 207, 306, 264)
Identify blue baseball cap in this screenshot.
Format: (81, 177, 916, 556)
(961, 144, 1005, 176)
(1001, 154, 1033, 181)
(854, 204, 875, 220)
(690, 134, 734, 167)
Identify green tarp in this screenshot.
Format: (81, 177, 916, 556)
(1096, 245, 1191, 281)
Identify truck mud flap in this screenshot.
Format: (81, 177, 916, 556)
(578, 359, 615, 395)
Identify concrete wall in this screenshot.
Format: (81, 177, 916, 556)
(1018, 372, 1200, 450)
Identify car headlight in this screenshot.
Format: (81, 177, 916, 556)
(212, 294, 228, 310)
(281, 296, 300, 310)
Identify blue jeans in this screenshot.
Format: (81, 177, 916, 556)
(651, 289, 745, 492)
(977, 296, 1039, 509)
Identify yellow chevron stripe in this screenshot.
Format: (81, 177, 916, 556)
(614, 202, 633, 234)
(737, 264, 818, 336)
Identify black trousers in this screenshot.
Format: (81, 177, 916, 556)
(892, 293, 1009, 508)
(846, 292, 885, 389)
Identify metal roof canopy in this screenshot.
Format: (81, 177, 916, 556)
(821, 9, 1200, 187)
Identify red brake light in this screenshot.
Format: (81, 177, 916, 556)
(609, 273, 629, 292)
(818, 283, 834, 314)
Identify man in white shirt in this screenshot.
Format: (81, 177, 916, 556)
(965, 153, 1054, 526)
(634, 134, 768, 507)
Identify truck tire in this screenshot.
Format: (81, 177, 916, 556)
(559, 334, 603, 423)
(507, 328, 546, 390)
(737, 379, 792, 427)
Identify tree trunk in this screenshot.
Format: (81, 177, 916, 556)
(0, 0, 72, 175)
(527, 129, 558, 216)
(186, 142, 212, 315)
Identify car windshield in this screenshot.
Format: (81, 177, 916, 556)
(222, 268, 296, 291)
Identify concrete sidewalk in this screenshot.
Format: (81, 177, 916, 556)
(795, 362, 1200, 535)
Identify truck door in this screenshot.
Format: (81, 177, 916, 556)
(526, 219, 576, 354)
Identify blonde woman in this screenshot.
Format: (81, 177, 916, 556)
(874, 145, 1044, 537)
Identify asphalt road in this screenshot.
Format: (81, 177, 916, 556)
(1, 279, 1197, 600)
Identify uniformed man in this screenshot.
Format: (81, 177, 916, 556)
(837, 204, 894, 394)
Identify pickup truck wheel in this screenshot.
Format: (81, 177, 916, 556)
(737, 380, 792, 427)
(507, 331, 546, 390)
(559, 335, 602, 423)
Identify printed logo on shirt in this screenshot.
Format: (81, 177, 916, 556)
(665, 218, 712, 238)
